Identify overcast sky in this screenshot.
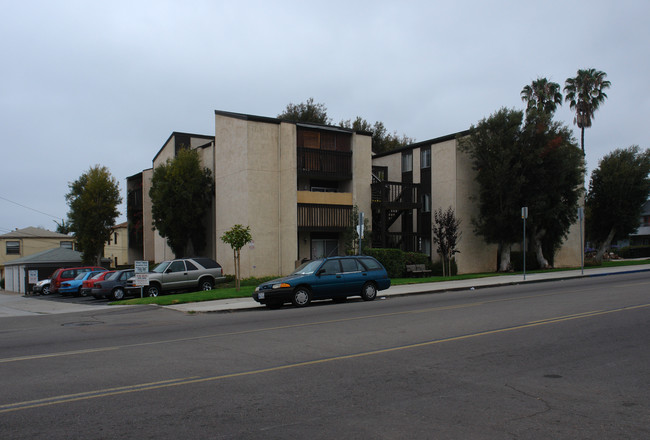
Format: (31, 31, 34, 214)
(1, 0, 648, 233)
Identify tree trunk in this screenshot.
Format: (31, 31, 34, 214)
(499, 245, 512, 272)
(531, 227, 550, 269)
(594, 228, 617, 264)
(581, 126, 585, 154)
(233, 250, 239, 291)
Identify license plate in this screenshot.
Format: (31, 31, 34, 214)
(258, 292, 265, 300)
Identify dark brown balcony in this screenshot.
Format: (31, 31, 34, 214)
(297, 148, 352, 179)
(298, 204, 352, 231)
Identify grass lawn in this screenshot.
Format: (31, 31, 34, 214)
(111, 258, 650, 306)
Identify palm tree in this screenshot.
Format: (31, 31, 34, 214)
(521, 77, 563, 116)
(564, 68, 611, 153)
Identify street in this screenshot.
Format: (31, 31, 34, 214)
(1, 272, 649, 439)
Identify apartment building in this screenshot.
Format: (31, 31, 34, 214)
(371, 133, 582, 273)
(128, 110, 581, 278)
(129, 113, 372, 278)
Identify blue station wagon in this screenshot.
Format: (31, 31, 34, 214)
(253, 256, 391, 309)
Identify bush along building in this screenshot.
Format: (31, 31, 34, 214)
(127, 110, 582, 278)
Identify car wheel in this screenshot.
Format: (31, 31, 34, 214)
(42, 285, 51, 295)
(199, 279, 214, 291)
(147, 285, 161, 297)
(291, 286, 312, 307)
(361, 282, 377, 301)
(112, 287, 125, 301)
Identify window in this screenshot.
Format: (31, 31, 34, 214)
(168, 261, 186, 272)
(6, 241, 20, 255)
(422, 193, 431, 213)
(359, 257, 381, 271)
(185, 260, 198, 271)
(421, 148, 431, 169)
(319, 260, 341, 275)
(340, 258, 361, 273)
(402, 152, 413, 173)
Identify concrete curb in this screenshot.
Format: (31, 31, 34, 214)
(164, 265, 650, 314)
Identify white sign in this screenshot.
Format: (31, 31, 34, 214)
(135, 261, 149, 273)
(28, 270, 39, 284)
(134, 273, 150, 286)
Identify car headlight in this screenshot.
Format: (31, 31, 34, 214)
(272, 283, 291, 289)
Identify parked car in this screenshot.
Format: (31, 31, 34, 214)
(50, 266, 106, 294)
(125, 258, 225, 297)
(92, 269, 135, 300)
(253, 255, 391, 309)
(32, 279, 51, 295)
(80, 271, 114, 297)
(59, 271, 107, 296)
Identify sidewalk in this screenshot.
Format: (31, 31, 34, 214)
(165, 264, 650, 314)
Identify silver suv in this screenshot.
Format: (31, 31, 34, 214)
(125, 258, 225, 297)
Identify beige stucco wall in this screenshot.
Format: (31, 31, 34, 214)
(0, 234, 75, 278)
(352, 133, 372, 226)
(153, 138, 176, 263)
(215, 116, 298, 278)
(103, 224, 128, 268)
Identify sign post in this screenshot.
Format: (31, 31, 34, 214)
(134, 261, 149, 298)
(357, 211, 365, 255)
(522, 207, 528, 281)
(578, 207, 584, 275)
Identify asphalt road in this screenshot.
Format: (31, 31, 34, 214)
(1, 272, 649, 439)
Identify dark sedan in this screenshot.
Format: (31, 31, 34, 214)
(91, 269, 135, 300)
(253, 255, 391, 309)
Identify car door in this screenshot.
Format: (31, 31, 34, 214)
(339, 258, 367, 294)
(310, 259, 342, 299)
(162, 260, 188, 290)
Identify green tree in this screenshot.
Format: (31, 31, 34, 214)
(340, 117, 415, 154)
(149, 148, 214, 257)
(342, 205, 371, 255)
(459, 108, 525, 271)
(66, 165, 122, 265)
(564, 68, 611, 153)
(54, 219, 71, 235)
(520, 112, 585, 267)
(220, 224, 252, 291)
(585, 146, 650, 263)
(432, 207, 462, 277)
(520, 77, 563, 116)
(277, 97, 332, 124)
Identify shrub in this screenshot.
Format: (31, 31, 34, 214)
(364, 248, 405, 278)
(404, 252, 432, 267)
(617, 246, 650, 259)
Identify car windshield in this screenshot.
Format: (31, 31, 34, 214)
(152, 261, 171, 273)
(291, 259, 324, 275)
(106, 272, 120, 280)
(74, 273, 87, 280)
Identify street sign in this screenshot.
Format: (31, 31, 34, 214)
(135, 260, 149, 273)
(134, 273, 149, 286)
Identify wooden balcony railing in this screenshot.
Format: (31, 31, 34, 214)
(297, 148, 352, 178)
(298, 204, 352, 231)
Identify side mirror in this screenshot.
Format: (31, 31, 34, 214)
(316, 269, 325, 276)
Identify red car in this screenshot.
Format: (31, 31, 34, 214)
(50, 266, 106, 295)
(80, 271, 114, 296)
